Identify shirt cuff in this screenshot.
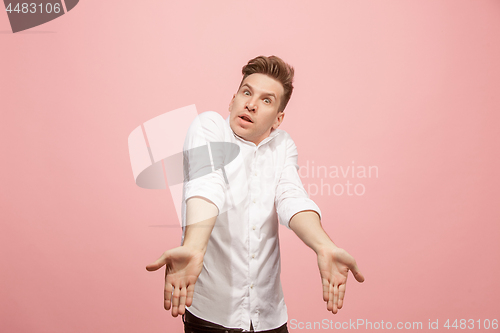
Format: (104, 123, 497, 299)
(184, 174, 226, 215)
(278, 198, 322, 229)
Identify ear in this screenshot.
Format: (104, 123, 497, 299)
(272, 112, 285, 130)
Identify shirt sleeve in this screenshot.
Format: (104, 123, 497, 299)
(183, 111, 227, 214)
(275, 134, 322, 229)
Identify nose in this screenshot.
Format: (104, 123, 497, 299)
(246, 99, 257, 112)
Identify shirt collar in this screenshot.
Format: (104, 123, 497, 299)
(225, 116, 281, 147)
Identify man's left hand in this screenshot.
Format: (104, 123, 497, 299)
(317, 246, 364, 314)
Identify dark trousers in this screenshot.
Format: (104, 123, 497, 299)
(183, 310, 289, 333)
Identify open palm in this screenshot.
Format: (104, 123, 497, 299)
(146, 246, 204, 317)
(317, 246, 364, 314)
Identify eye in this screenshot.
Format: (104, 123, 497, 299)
(264, 98, 271, 104)
(243, 90, 250, 96)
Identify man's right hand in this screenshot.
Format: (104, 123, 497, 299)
(146, 246, 204, 317)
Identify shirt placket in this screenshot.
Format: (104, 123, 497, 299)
(248, 145, 260, 328)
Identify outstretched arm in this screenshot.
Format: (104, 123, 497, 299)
(146, 196, 218, 317)
(289, 210, 364, 314)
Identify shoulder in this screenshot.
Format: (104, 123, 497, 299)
(189, 111, 227, 132)
(196, 111, 226, 126)
(185, 111, 230, 146)
(273, 129, 297, 150)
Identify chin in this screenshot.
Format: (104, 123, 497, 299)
(234, 130, 249, 141)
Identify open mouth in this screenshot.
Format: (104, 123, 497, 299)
(239, 115, 253, 123)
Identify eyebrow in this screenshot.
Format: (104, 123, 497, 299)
(241, 83, 277, 100)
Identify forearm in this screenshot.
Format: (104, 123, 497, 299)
(182, 196, 218, 254)
(289, 210, 337, 254)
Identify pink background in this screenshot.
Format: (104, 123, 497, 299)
(1, 1, 499, 332)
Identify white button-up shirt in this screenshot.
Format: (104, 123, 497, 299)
(181, 111, 321, 331)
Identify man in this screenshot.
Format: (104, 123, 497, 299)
(146, 56, 364, 333)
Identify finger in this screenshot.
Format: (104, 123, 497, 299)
(171, 285, 180, 317)
(186, 284, 195, 307)
(146, 262, 162, 271)
(164, 262, 173, 310)
(164, 282, 173, 310)
(332, 283, 339, 314)
(327, 282, 334, 312)
(352, 268, 365, 283)
(348, 261, 365, 283)
(146, 252, 168, 271)
(322, 278, 329, 302)
(338, 283, 346, 309)
(178, 285, 187, 315)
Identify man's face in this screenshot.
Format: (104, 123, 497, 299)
(229, 73, 285, 145)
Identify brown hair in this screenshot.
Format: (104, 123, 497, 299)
(239, 55, 294, 113)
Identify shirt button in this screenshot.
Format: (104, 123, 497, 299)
(250, 284, 254, 289)
(251, 254, 255, 259)
(252, 225, 256, 230)
(253, 199, 256, 204)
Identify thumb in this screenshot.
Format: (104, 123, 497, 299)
(350, 265, 365, 283)
(145, 252, 169, 271)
